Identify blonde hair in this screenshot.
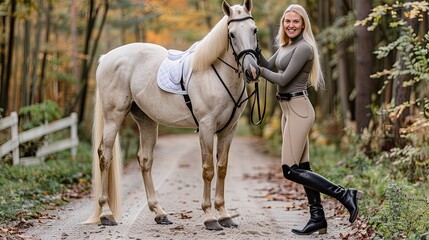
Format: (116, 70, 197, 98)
(275, 4, 324, 91)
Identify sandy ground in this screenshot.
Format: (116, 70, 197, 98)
(23, 134, 355, 240)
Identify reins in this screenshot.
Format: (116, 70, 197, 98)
(211, 64, 247, 133)
(249, 80, 267, 126)
(211, 62, 267, 132)
(211, 15, 266, 132)
(224, 15, 266, 127)
(184, 14, 267, 133)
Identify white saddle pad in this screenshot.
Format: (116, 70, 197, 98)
(157, 42, 198, 95)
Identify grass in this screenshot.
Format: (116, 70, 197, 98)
(0, 143, 93, 225)
(306, 141, 429, 239)
(260, 119, 429, 239)
(1, 119, 428, 239)
(0, 122, 248, 226)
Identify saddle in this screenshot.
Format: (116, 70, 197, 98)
(157, 42, 199, 95)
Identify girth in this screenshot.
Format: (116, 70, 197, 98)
(180, 77, 199, 132)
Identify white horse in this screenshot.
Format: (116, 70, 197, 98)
(84, 0, 260, 231)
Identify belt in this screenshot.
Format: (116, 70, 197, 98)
(276, 90, 307, 101)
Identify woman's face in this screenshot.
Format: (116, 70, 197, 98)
(283, 11, 304, 39)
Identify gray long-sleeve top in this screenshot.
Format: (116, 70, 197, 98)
(259, 34, 313, 94)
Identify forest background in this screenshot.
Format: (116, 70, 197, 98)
(0, 0, 428, 239)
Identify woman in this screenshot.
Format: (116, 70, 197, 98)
(258, 4, 363, 235)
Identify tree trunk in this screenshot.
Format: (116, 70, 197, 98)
(76, 0, 109, 122)
(0, 10, 5, 112)
(318, 0, 334, 118)
(335, 0, 351, 123)
(21, 6, 32, 108)
(31, 0, 44, 105)
(39, 1, 52, 104)
(0, 0, 5, 84)
(71, 0, 79, 98)
(393, 16, 419, 147)
(0, 0, 16, 113)
(355, 0, 374, 133)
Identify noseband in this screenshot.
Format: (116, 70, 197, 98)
(227, 16, 260, 70)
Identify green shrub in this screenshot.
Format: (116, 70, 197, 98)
(379, 145, 429, 182)
(0, 143, 92, 224)
(18, 100, 62, 130)
(370, 183, 429, 239)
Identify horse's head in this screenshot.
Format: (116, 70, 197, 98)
(223, 0, 260, 83)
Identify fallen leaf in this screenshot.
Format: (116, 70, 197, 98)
(179, 213, 192, 219)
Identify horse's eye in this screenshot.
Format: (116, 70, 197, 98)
(254, 28, 258, 34)
(229, 32, 235, 39)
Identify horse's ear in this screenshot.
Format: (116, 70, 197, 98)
(244, 0, 252, 13)
(222, 1, 232, 16)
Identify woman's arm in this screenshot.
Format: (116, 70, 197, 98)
(259, 49, 279, 70)
(260, 43, 312, 87)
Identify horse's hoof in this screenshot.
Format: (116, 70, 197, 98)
(100, 216, 117, 226)
(155, 215, 173, 225)
(204, 220, 223, 231)
(218, 217, 238, 228)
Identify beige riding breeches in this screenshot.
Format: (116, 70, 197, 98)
(279, 94, 315, 166)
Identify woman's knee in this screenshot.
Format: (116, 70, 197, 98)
(281, 164, 300, 179)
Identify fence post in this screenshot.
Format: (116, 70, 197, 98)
(11, 112, 19, 165)
(70, 112, 78, 159)
(0, 112, 20, 165)
(2, 112, 79, 166)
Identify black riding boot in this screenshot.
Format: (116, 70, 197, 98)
(282, 164, 363, 223)
(291, 162, 327, 235)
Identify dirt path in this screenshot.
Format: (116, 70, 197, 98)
(24, 134, 354, 239)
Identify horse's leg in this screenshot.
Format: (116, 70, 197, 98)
(130, 103, 172, 225)
(98, 109, 128, 225)
(215, 124, 239, 228)
(199, 128, 223, 230)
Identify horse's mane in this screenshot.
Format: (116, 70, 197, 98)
(192, 16, 229, 72)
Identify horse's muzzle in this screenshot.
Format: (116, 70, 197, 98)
(245, 63, 260, 83)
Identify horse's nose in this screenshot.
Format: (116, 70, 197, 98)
(245, 63, 260, 82)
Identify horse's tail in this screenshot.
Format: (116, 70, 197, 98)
(83, 90, 122, 224)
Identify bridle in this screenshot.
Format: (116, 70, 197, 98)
(227, 16, 260, 77)
(185, 15, 266, 133)
(212, 15, 266, 133)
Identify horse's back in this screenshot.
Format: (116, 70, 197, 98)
(96, 42, 167, 90)
(95, 42, 194, 127)
(97, 43, 166, 74)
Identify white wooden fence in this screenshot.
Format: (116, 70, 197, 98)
(0, 112, 79, 166)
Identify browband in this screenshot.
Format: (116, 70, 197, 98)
(227, 16, 254, 25)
